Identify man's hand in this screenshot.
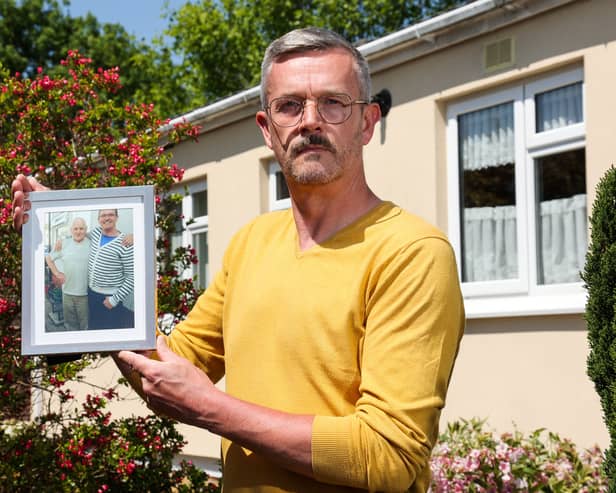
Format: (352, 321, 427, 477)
(11, 174, 49, 231)
(118, 335, 314, 477)
(52, 272, 66, 287)
(117, 335, 217, 427)
(103, 297, 114, 310)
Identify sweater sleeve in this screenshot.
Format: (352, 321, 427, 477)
(311, 237, 465, 492)
(165, 252, 227, 384)
(109, 242, 134, 307)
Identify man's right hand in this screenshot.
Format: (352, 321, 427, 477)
(52, 273, 66, 287)
(11, 174, 49, 231)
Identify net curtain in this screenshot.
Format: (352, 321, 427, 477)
(459, 87, 586, 285)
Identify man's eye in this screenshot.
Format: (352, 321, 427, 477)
(321, 97, 346, 107)
(275, 100, 301, 114)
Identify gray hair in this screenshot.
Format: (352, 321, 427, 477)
(71, 217, 87, 229)
(260, 27, 371, 107)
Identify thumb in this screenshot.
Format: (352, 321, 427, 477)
(28, 175, 49, 192)
(156, 335, 177, 362)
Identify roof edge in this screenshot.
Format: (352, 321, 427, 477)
(161, 0, 576, 135)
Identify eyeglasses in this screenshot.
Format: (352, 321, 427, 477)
(265, 94, 369, 127)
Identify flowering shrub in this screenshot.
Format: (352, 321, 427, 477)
(0, 386, 219, 492)
(0, 52, 216, 489)
(0, 50, 201, 409)
(430, 418, 607, 492)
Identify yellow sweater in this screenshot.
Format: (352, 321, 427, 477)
(167, 202, 465, 493)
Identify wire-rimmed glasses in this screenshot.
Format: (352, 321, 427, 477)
(265, 93, 369, 127)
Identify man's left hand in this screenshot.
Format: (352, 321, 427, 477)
(117, 335, 216, 427)
(122, 234, 134, 247)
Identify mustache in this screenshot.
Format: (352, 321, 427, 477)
(290, 134, 335, 157)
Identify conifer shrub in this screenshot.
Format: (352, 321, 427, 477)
(583, 164, 616, 491)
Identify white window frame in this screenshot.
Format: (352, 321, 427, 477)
(268, 161, 291, 211)
(446, 67, 586, 318)
(180, 180, 209, 289)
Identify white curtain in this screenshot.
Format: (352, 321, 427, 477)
(463, 196, 587, 284)
(459, 86, 585, 284)
(539, 193, 587, 284)
(459, 102, 517, 282)
(459, 103, 514, 171)
(536, 82, 583, 132)
(463, 205, 518, 282)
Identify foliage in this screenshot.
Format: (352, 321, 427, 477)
(0, 51, 210, 488)
(0, 0, 187, 118)
(583, 164, 616, 491)
(0, 0, 471, 116)
(164, 0, 470, 110)
(430, 418, 607, 492)
(0, 385, 220, 492)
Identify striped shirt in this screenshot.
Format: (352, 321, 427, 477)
(88, 227, 134, 308)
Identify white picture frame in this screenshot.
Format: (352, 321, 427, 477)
(21, 186, 156, 355)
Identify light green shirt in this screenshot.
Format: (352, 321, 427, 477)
(50, 237, 90, 296)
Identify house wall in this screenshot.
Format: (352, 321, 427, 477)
(74, 0, 614, 468)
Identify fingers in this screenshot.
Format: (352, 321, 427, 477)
(11, 174, 47, 231)
(12, 203, 28, 231)
(11, 174, 31, 198)
(118, 337, 172, 378)
(117, 349, 151, 377)
(11, 174, 47, 197)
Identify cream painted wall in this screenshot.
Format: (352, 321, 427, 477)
(585, 40, 616, 205)
(441, 316, 608, 450)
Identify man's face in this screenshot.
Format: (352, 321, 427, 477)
(256, 48, 379, 187)
(98, 209, 118, 232)
(71, 219, 87, 242)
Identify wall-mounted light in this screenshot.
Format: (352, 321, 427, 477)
(371, 89, 392, 118)
(372, 89, 392, 144)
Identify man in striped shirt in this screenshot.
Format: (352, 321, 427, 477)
(87, 209, 134, 329)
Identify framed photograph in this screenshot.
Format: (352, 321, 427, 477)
(21, 186, 156, 355)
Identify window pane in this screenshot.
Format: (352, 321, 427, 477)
(458, 102, 518, 282)
(535, 82, 582, 132)
(170, 201, 183, 253)
(535, 148, 586, 284)
(192, 231, 209, 290)
(193, 190, 208, 217)
(276, 171, 290, 200)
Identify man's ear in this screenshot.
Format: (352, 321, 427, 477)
(361, 102, 381, 145)
(256, 111, 274, 149)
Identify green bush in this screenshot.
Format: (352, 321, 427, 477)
(430, 418, 607, 492)
(583, 165, 616, 491)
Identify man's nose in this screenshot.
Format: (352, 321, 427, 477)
(299, 100, 322, 129)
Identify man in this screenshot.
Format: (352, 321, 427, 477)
(13, 28, 464, 492)
(45, 217, 91, 330)
(87, 208, 134, 329)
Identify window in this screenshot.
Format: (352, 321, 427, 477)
(268, 161, 291, 211)
(447, 67, 586, 315)
(172, 181, 209, 290)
